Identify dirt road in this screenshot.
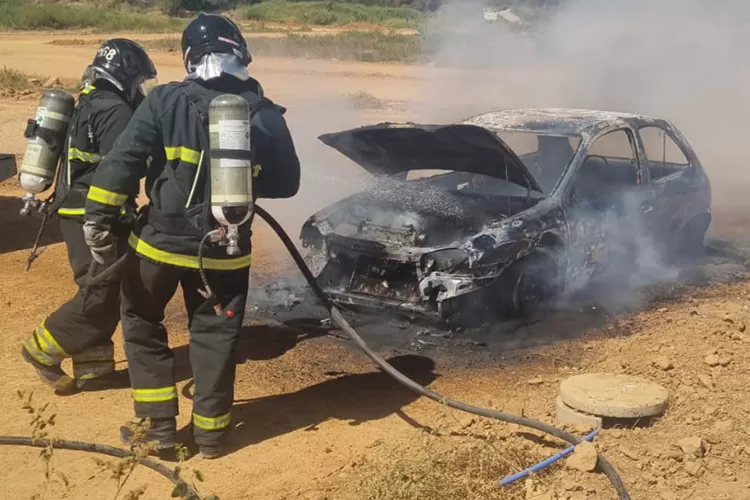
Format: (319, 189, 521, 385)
(3, 32, 750, 500)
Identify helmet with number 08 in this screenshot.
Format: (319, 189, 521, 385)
(86, 38, 157, 104)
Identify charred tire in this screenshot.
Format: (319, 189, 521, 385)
(496, 255, 558, 320)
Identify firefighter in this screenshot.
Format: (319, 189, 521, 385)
(21, 39, 157, 395)
(83, 13, 301, 458)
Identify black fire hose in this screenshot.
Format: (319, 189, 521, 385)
(252, 205, 631, 500)
(0, 437, 198, 497)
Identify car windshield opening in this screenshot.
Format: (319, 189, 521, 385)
(394, 131, 582, 196)
(498, 131, 582, 193)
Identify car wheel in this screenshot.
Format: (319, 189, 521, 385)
(496, 256, 558, 319)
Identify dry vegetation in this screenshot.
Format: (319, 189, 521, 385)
(0, 0, 425, 32)
(137, 31, 422, 63)
(0, 67, 78, 96)
(238, 0, 424, 29)
(358, 432, 545, 500)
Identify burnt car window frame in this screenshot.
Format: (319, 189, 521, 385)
(563, 127, 642, 206)
(636, 123, 694, 184)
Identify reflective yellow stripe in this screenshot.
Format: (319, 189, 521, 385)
(57, 208, 85, 216)
(88, 186, 128, 207)
(80, 84, 96, 95)
(68, 148, 102, 164)
(23, 321, 68, 366)
(253, 164, 262, 177)
(164, 146, 201, 165)
(193, 412, 231, 431)
(58, 207, 128, 216)
(132, 386, 178, 403)
(128, 232, 252, 271)
(57, 208, 127, 215)
(37, 322, 68, 357)
(23, 338, 60, 366)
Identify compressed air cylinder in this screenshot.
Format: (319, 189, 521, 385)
(208, 94, 254, 227)
(18, 89, 75, 194)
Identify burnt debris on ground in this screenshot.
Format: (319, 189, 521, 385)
(244, 235, 750, 366)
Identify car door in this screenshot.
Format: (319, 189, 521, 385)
(636, 124, 702, 249)
(562, 127, 652, 288)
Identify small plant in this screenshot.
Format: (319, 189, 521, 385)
(171, 443, 219, 500)
(18, 390, 68, 500)
(91, 418, 156, 499)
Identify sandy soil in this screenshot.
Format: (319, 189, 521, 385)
(3, 32, 750, 500)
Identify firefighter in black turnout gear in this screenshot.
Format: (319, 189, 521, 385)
(84, 13, 301, 458)
(22, 39, 157, 394)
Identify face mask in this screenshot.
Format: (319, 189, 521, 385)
(185, 53, 249, 82)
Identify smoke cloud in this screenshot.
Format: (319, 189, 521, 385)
(416, 0, 750, 191)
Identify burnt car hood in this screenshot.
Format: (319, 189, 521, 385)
(307, 181, 524, 249)
(318, 123, 543, 193)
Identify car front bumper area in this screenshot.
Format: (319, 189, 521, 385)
(326, 272, 492, 321)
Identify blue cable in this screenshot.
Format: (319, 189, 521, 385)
(500, 429, 599, 487)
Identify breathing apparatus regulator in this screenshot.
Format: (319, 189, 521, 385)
(197, 93, 255, 313)
(18, 89, 76, 217)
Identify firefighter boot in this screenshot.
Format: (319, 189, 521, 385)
(197, 435, 226, 460)
(120, 417, 178, 453)
(21, 344, 76, 395)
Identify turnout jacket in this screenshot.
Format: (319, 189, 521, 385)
(51, 81, 136, 220)
(84, 76, 301, 271)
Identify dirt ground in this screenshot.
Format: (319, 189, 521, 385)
(4, 32, 750, 500)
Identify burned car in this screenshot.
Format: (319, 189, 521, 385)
(300, 109, 712, 322)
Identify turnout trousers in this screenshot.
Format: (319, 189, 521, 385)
(120, 253, 248, 446)
(23, 217, 124, 380)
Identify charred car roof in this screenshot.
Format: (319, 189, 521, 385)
(462, 108, 650, 136)
(318, 123, 543, 193)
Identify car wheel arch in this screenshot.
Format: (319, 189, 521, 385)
(493, 251, 560, 319)
(677, 211, 711, 258)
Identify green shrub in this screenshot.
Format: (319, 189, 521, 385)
(0, 0, 182, 31)
(238, 0, 423, 28)
(142, 30, 422, 63)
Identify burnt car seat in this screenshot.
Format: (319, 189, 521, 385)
(572, 156, 611, 203)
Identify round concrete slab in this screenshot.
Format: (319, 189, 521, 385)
(559, 373, 669, 418)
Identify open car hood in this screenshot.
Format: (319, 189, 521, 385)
(318, 123, 542, 193)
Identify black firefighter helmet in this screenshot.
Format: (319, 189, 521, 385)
(84, 38, 157, 104)
(180, 12, 252, 70)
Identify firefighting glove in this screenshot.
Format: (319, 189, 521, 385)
(83, 221, 115, 265)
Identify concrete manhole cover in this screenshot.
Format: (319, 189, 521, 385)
(559, 373, 669, 418)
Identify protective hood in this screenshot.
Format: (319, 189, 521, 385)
(83, 65, 155, 105)
(185, 52, 249, 82)
(318, 123, 542, 193)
